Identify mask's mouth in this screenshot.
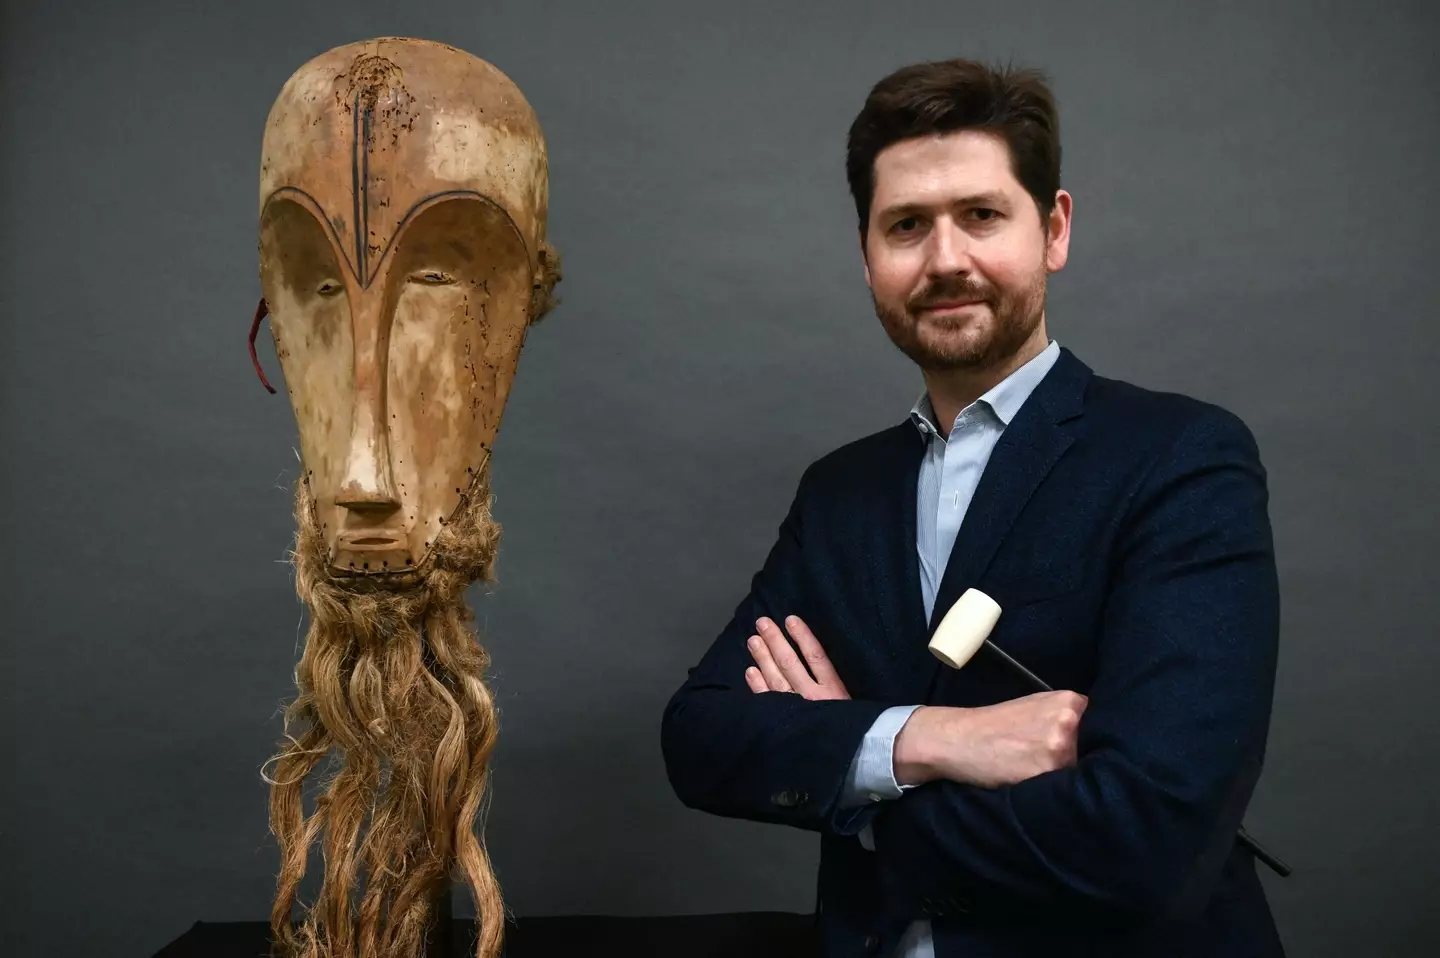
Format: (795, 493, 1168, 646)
(337, 529, 405, 550)
(331, 528, 415, 576)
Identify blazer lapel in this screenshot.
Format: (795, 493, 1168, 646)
(926, 349, 1092, 639)
(867, 424, 933, 696)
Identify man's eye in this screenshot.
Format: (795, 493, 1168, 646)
(316, 279, 343, 296)
(892, 217, 921, 233)
(410, 269, 457, 285)
(970, 208, 1001, 221)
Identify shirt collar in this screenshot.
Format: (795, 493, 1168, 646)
(910, 340, 1062, 436)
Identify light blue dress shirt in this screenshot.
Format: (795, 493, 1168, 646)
(839, 340, 1062, 958)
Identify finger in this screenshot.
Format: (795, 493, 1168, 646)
(747, 632, 792, 692)
(756, 618, 815, 693)
(744, 666, 769, 694)
(783, 616, 843, 688)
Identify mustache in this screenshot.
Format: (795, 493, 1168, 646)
(907, 275, 996, 312)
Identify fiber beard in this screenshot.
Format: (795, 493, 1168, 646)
(267, 470, 505, 958)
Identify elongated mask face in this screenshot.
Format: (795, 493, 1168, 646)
(257, 37, 559, 581)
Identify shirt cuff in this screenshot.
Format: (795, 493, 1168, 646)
(838, 704, 922, 809)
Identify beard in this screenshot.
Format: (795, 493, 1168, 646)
(265, 471, 506, 958)
(874, 266, 1047, 374)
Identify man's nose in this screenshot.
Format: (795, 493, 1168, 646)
(926, 218, 972, 276)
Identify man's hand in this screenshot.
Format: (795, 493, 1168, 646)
(741, 617, 1082, 788)
(743, 615, 851, 701)
(894, 691, 1088, 788)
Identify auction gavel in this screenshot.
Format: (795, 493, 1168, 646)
(928, 589, 1292, 879)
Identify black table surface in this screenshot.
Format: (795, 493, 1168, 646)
(153, 913, 819, 958)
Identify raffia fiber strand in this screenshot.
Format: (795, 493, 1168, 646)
(265, 470, 505, 958)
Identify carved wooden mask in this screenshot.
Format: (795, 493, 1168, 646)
(257, 37, 555, 579)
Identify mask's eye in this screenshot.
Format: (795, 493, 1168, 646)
(410, 269, 457, 286)
(316, 279, 344, 297)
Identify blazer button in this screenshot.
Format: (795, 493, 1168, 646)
(863, 934, 881, 954)
(771, 789, 808, 808)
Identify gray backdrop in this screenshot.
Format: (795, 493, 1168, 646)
(2, 1, 1436, 955)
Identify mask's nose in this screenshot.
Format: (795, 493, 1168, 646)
(334, 291, 400, 519)
(334, 443, 400, 516)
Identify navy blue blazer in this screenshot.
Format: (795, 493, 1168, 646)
(661, 348, 1284, 957)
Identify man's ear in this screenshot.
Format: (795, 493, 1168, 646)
(1044, 190, 1073, 274)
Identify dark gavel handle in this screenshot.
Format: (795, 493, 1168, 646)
(1238, 828, 1292, 878)
(983, 640, 1292, 879)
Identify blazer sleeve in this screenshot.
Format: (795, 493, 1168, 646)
(871, 407, 1281, 921)
(661, 463, 894, 834)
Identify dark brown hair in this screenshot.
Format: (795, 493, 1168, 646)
(846, 59, 1061, 240)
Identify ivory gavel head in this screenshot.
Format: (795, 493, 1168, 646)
(927, 588, 1002, 669)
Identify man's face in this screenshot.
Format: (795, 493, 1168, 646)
(863, 130, 1070, 372)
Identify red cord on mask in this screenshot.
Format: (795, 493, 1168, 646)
(249, 297, 277, 394)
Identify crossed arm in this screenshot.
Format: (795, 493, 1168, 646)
(744, 614, 1088, 796)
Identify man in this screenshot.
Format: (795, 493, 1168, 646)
(661, 59, 1284, 957)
